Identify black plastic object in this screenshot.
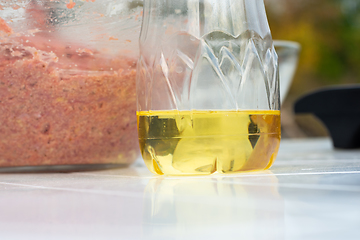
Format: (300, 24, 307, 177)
(294, 85, 360, 149)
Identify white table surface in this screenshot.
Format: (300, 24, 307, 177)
(0, 138, 359, 240)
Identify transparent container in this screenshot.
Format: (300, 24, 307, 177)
(137, 0, 281, 175)
(0, 0, 143, 170)
(274, 40, 301, 103)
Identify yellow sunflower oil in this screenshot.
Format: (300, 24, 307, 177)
(137, 110, 281, 175)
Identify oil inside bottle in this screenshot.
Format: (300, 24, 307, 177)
(137, 110, 281, 175)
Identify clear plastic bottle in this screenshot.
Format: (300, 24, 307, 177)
(137, 0, 281, 175)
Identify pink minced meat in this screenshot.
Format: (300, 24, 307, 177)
(0, 42, 139, 167)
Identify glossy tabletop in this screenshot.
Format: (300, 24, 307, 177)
(0, 138, 359, 240)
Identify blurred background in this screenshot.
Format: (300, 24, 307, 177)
(265, 0, 360, 138)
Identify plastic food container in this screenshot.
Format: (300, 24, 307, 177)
(0, 0, 143, 170)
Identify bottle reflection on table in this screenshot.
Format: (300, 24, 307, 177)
(142, 172, 284, 240)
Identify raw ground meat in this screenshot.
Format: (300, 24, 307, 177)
(0, 42, 139, 167)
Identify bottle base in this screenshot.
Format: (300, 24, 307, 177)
(143, 148, 279, 176)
